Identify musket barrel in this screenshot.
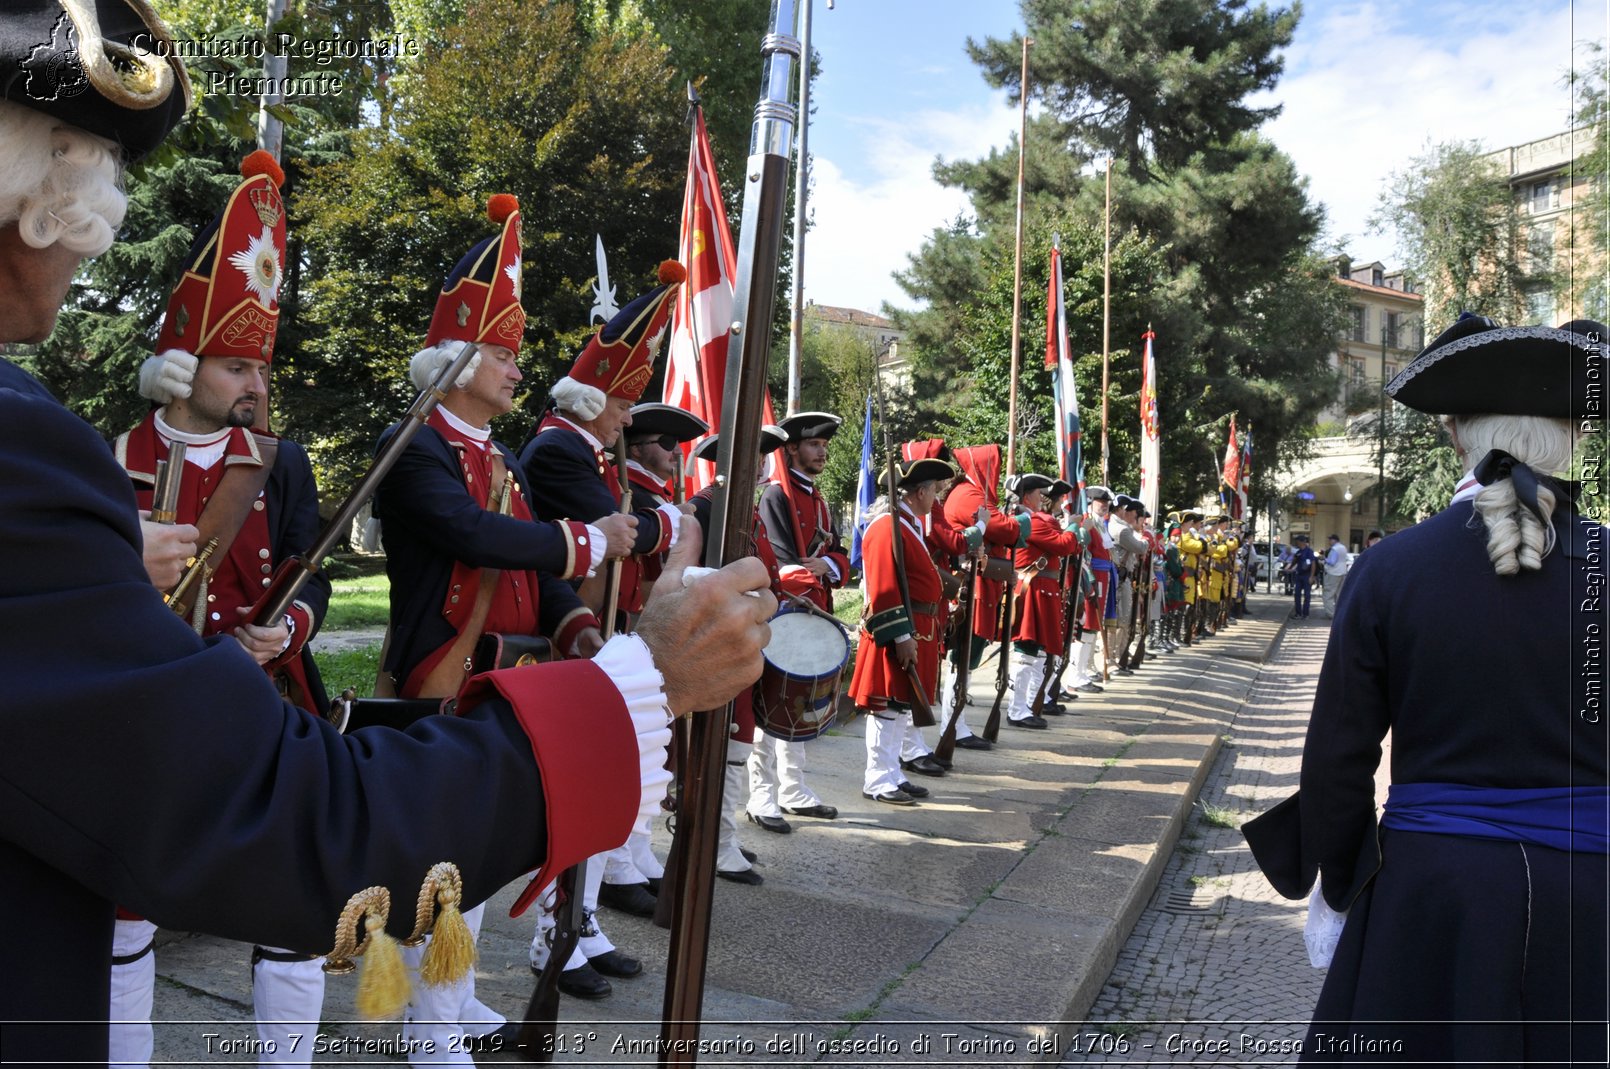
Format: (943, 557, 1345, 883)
(659, 2, 800, 1061)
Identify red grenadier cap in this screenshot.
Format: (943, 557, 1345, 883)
(425, 194, 526, 353)
(155, 150, 286, 363)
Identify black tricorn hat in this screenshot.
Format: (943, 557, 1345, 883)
(1049, 478, 1074, 500)
(1387, 312, 1607, 419)
(896, 456, 957, 489)
(777, 411, 841, 443)
(1005, 472, 1054, 496)
(627, 403, 708, 444)
(689, 425, 788, 465)
(2, 1, 192, 161)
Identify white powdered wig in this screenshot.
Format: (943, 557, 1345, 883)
(1445, 413, 1577, 575)
(409, 343, 481, 392)
(550, 375, 606, 422)
(0, 100, 127, 257)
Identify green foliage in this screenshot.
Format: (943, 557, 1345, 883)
(1372, 141, 1531, 328)
(1570, 42, 1609, 321)
(291, 0, 689, 489)
(966, 0, 1296, 176)
(894, 0, 1342, 513)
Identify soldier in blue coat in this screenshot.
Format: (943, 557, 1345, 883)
(0, 13, 774, 1066)
(1245, 313, 1608, 1063)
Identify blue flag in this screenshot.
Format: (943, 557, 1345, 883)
(850, 392, 876, 568)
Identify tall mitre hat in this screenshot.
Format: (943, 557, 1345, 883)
(425, 194, 526, 353)
(155, 150, 286, 362)
(1, 0, 191, 160)
(553, 260, 686, 416)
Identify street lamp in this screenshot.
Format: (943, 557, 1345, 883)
(1343, 484, 1353, 503)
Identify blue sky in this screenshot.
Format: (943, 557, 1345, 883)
(798, 0, 1607, 314)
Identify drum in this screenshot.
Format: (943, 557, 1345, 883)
(755, 608, 849, 741)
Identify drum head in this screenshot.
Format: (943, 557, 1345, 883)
(757, 609, 849, 741)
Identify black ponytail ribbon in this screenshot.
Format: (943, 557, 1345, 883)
(1472, 449, 1581, 527)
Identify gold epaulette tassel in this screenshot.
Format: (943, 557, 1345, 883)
(411, 862, 476, 987)
(323, 886, 411, 1019)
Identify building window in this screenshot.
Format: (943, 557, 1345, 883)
(1526, 180, 1552, 214)
(1525, 287, 1555, 325)
(1371, 266, 1384, 287)
(1384, 311, 1402, 348)
(1349, 305, 1367, 342)
(1383, 361, 1398, 381)
(1529, 223, 1555, 269)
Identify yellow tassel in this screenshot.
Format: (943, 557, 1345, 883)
(419, 888, 476, 987)
(354, 914, 410, 1020)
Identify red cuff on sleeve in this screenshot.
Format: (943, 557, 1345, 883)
(266, 603, 313, 670)
(456, 660, 638, 916)
(552, 606, 600, 655)
(650, 509, 674, 555)
(560, 520, 595, 579)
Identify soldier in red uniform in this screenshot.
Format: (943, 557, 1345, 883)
(111, 151, 332, 1069)
(1005, 474, 1084, 729)
(749, 412, 851, 829)
(516, 265, 690, 992)
(849, 457, 956, 805)
(1069, 486, 1117, 693)
(622, 402, 709, 623)
(687, 426, 790, 881)
(941, 445, 1031, 745)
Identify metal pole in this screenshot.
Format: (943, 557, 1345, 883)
(257, 0, 287, 161)
(1100, 158, 1112, 486)
(785, 0, 815, 416)
(1378, 322, 1388, 530)
(1004, 34, 1032, 474)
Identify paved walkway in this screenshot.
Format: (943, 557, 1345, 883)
(1071, 615, 1391, 1066)
(138, 595, 1296, 1066)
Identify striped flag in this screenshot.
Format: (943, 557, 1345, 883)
(849, 392, 876, 568)
(1045, 238, 1086, 512)
(1238, 423, 1253, 521)
(663, 106, 775, 491)
(1139, 329, 1161, 519)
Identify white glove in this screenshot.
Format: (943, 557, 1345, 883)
(1303, 884, 1347, 968)
(408, 343, 480, 393)
(137, 349, 198, 403)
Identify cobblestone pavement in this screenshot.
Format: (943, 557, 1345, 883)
(1065, 615, 1391, 1067)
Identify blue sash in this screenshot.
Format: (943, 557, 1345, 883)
(1089, 557, 1119, 618)
(1382, 783, 1609, 854)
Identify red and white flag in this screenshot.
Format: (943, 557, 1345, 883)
(1138, 330, 1161, 519)
(663, 108, 776, 491)
(1221, 415, 1242, 518)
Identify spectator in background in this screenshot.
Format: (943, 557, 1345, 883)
(1321, 533, 1351, 618)
(1286, 535, 1316, 619)
(1364, 530, 1384, 551)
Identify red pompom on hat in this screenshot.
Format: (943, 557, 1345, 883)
(154, 151, 287, 362)
(424, 195, 527, 352)
(552, 261, 686, 419)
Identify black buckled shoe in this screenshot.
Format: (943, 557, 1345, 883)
(716, 867, 763, 885)
(597, 882, 655, 918)
(588, 950, 642, 978)
(1008, 714, 1049, 729)
(740, 846, 758, 863)
(863, 789, 916, 805)
(547, 962, 611, 1000)
(780, 804, 838, 820)
(746, 811, 792, 833)
(1075, 681, 1104, 694)
(896, 780, 930, 798)
(1041, 702, 1066, 715)
(899, 755, 946, 777)
(955, 735, 992, 750)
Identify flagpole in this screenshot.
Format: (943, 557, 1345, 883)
(1004, 33, 1032, 475)
(1100, 157, 1112, 486)
(786, 0, 829, 416)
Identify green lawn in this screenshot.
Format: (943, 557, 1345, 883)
(313, 642, 382, 700)
(321, 574, 392, 631)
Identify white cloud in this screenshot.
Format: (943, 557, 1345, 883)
(1259, 0, 1598, 265)
(802, 97, 1019, 314)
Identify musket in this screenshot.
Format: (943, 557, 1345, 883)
(982, 490, 1019, 742)
(932, 553, 978, 764)
(513, 862, 584, 1062)
(599, 434, 631, 640)
(247, 340, 479, 627)
(658, 5, 800, 1061)
(148, 442, 186, 525)
(165, 536, 220, 624)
